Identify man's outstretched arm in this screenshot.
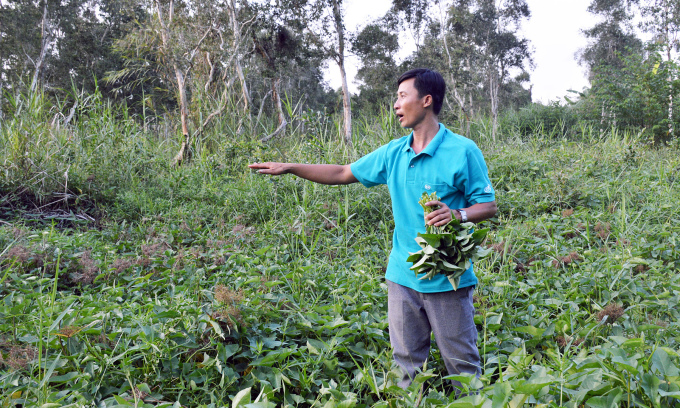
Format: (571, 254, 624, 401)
(248, 162, 358, 185)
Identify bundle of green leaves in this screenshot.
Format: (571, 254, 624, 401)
(407, 192, 491, 290)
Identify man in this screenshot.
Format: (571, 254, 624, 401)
(249, 68, 497, 390)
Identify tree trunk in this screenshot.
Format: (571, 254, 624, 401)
(227, 0, 251, 115)
(338, 59, 352, 145)
(465, 56, 474, 135)
(0, 73, 3, 120)
(154, 0, 212, 165)
(172, 68, 191, 166)
(155, 0, 192, 166)
(331, 0, 352, 145)
(438, 3, 471, 136)
(669, 84, 674, 139)
(30, 2, 50, 94)
(205, 52, 215, 93)
(260, 78, 287, 142)
(489, 68, 499, 141)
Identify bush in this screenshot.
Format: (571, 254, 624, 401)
(500, 101, 583, 139)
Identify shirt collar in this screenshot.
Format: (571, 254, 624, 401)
(402, 123, 446, 156)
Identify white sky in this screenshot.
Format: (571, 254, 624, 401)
(325, 0, 600, 105)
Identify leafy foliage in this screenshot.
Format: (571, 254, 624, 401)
(407, 192, 491, 290)
(2, 94, 680, 406)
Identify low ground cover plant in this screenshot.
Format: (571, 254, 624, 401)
(1, 98, 680, 407)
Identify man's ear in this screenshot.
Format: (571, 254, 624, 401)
(422, 94, 433, 109)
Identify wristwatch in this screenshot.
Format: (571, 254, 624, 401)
(454, 209, 468, 222)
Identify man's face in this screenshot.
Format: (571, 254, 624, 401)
(394, 78, 429, 129)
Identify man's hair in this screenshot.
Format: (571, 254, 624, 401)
(397, 68, 446, 116)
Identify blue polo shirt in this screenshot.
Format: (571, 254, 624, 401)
(350, 124, 495, 293)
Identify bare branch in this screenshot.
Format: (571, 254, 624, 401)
(64, 101, 78, 126)
(205, 52, 215, 93)
(256, 89, 272, 123)
(259, 119, 288, 142)
(192, 88, 229, 139)
(186, 22, 214, 66)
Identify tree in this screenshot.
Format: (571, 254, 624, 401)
(639, 0, 680, 139)
(587, 46, 680, 139)
(223, 0, 252, 117)
(251, 21, 299, 141)
(415, 0, 532, 138)
(475, 0, 533, 140)
(109, 0, 221, 165)
(303, 0, 353, 145)
(0, 0, 140, 100)
(580, 0, 642, 75)
(391, 0, 431, 49)
(155, 0, 216, 165)
(353, 21, 400, 113)
(579, 0, 642, 134)
(579, 0, 680, 140)
(435, 1, 480, 133)
(330, 0, 352, 145)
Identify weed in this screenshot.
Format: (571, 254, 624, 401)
(0, 343, 37, 371)
(597, 303, 625, 324)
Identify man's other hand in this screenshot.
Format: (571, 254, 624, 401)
(424, 200, 452, 227)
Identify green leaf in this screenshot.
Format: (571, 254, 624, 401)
(492, 381, 511, 408)
(113, 395, 133, 407)
(440, 259, 464, 271)
(447, 274, 461, 290)
(513, 378, 553, 394)
(232, 387, 252, 408)
(585, 388, 623, 408)
(621, 338, 644, 349)
(612, 355, 639, 374)
(423, 245, 436, 255)
(658, 389, 680, 399)
(652, 348, 680, 376)
(48, 371, 80, 383)
(406, 252, 421, 262)
(48, 300, 78, 333)
(640, 373, 660, 407)
(410, 254, 430, 270)
(39, 354, 62, 389)
(512, 325, 545, 338)
(255, 246, 272, 256)
(418, 233, 443, 248)
(307, 339, 326, 355)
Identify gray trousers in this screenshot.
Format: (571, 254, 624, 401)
(387, 280, 481, 389)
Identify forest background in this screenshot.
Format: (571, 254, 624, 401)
(2, 0, 680, 152)
(1, 0, 680, 407)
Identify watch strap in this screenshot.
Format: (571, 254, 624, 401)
(456, 209, 468, 222)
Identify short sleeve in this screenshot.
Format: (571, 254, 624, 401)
(459, 145, 495, 205)
(350, 144, 390, 187)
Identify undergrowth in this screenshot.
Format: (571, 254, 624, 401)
(1, 89, 680, 407)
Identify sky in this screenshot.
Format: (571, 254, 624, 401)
(325, 0, 600, 105)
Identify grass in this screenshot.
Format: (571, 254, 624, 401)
(1, 88, 680, 407)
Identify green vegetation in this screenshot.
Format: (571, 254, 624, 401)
(407, 192, 491, 290)
(2, 0, 680, 405)
(1, 90, 680, 407)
